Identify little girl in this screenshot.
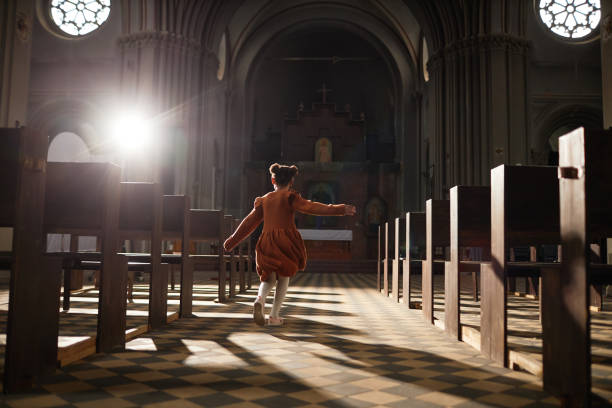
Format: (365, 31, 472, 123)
(223, 163, 356, 326)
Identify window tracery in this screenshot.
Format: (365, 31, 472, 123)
(50, 0, 111, 37)
(538, 0, 601, 39)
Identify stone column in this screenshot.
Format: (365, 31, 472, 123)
(427, 34, 529, 198)
(0, 0, 34, 127)
(117, 32, 204, 188)
(602, 0, 612, 129)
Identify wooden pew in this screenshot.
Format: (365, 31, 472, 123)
(403, 212, 425, 309)
(189, 209, 227, 302)
(44, 162, 128, 354)
(1, 128, 63, 392)
(382, 221, 394, 297)
(422, 199, 450, 324)
(161, 195, 192, 317)
(391, 217, 406, 302)
(481, 165, 560, 366)
(542, 127, 612, 406)
(65, 182, 169, 330)
(445, 186, 490, 340)
(119, 182, 168, 329)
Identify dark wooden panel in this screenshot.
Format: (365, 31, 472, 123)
(4, 256, 62, 392)
(125, 183, 165, 328)
(540, 127, 612, 405)
(404, 212, 425, 308)
(162, 195, 193, 316)
(377, 225, 382, 292)
(583, 129, 612, 240)
(482, 166, 508, 365)
(423, 200, 449, 324)
(403, 259, 421, 308)
(1, 128, 63, 392)
(541, 266, 588, 405)
(225, 215, 237, 299)
(392, 260, 400, 302)
(97, 254, 127, 353)
(391, 217, 405, 302)
(44, 163, 113, 232)
(235, 219, 247, 294)
(190, 210, 223, 240)
(119, 183, 157, 232)
(456, 186, 491, 247)
(96, 164, 123, 353)
(480, 262, 506, 365)
(407, 212, 426, 259)
(162, 195, 189, 238)
(505, 166, 559, 247)
(446, 186, 490, 340)
(190, 209, 225, 304)
(383, 221, 394, 297)
(149, 263, 168, 329)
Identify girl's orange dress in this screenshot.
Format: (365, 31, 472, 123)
(224, 189, 347, 282)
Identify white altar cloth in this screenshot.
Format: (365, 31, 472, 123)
(298, 229, 353, 241)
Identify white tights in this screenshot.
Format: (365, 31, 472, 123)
(256, 275, 290, 318)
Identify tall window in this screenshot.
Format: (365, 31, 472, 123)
(538, 0, 601, 40)
(50, 0, 111, 37)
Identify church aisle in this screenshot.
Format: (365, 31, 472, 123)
(1, 273, 562, 408)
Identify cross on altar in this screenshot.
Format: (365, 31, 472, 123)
(317, 83, 332, 103)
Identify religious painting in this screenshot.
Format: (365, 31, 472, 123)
(315, 137, 332, 163)
(365, 196, 386, 236)
(305, 181, 338, 228)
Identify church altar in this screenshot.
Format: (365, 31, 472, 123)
(245, 85, 399, 260)
(298, 229, 352, 241)
(298, 229, 352, 260)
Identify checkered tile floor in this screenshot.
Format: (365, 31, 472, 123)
(396, 274, 612, 405)
(0, 272, 576, 407)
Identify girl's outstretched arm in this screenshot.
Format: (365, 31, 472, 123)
(223, 203, 263, 252)
(291, 193, 356, 216)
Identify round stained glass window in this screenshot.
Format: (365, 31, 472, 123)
(538, 0, 601, 39)
(50, 0, 111, 37)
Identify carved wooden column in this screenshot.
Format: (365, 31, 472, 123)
(0, 0, 34, 127)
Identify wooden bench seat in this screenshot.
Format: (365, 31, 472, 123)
(55, 182, 170, 330)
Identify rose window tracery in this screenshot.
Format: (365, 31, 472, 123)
(50, 0, 111, 36)
(538, 0, 601, 39)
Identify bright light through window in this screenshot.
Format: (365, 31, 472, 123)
(50, 0, 111, 36)
(538, 0, 601, 39)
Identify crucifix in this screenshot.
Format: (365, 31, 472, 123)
(317, 83, 332, 103)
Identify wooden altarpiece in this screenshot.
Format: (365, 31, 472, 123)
(245, 93, 399, 261)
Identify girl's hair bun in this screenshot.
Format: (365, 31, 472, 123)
(269, 163, 299, 187)
(270, 163, 281, 174)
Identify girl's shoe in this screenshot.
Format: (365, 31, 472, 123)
(267, 317, 283, 326)
(253, 299, 265, 326)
